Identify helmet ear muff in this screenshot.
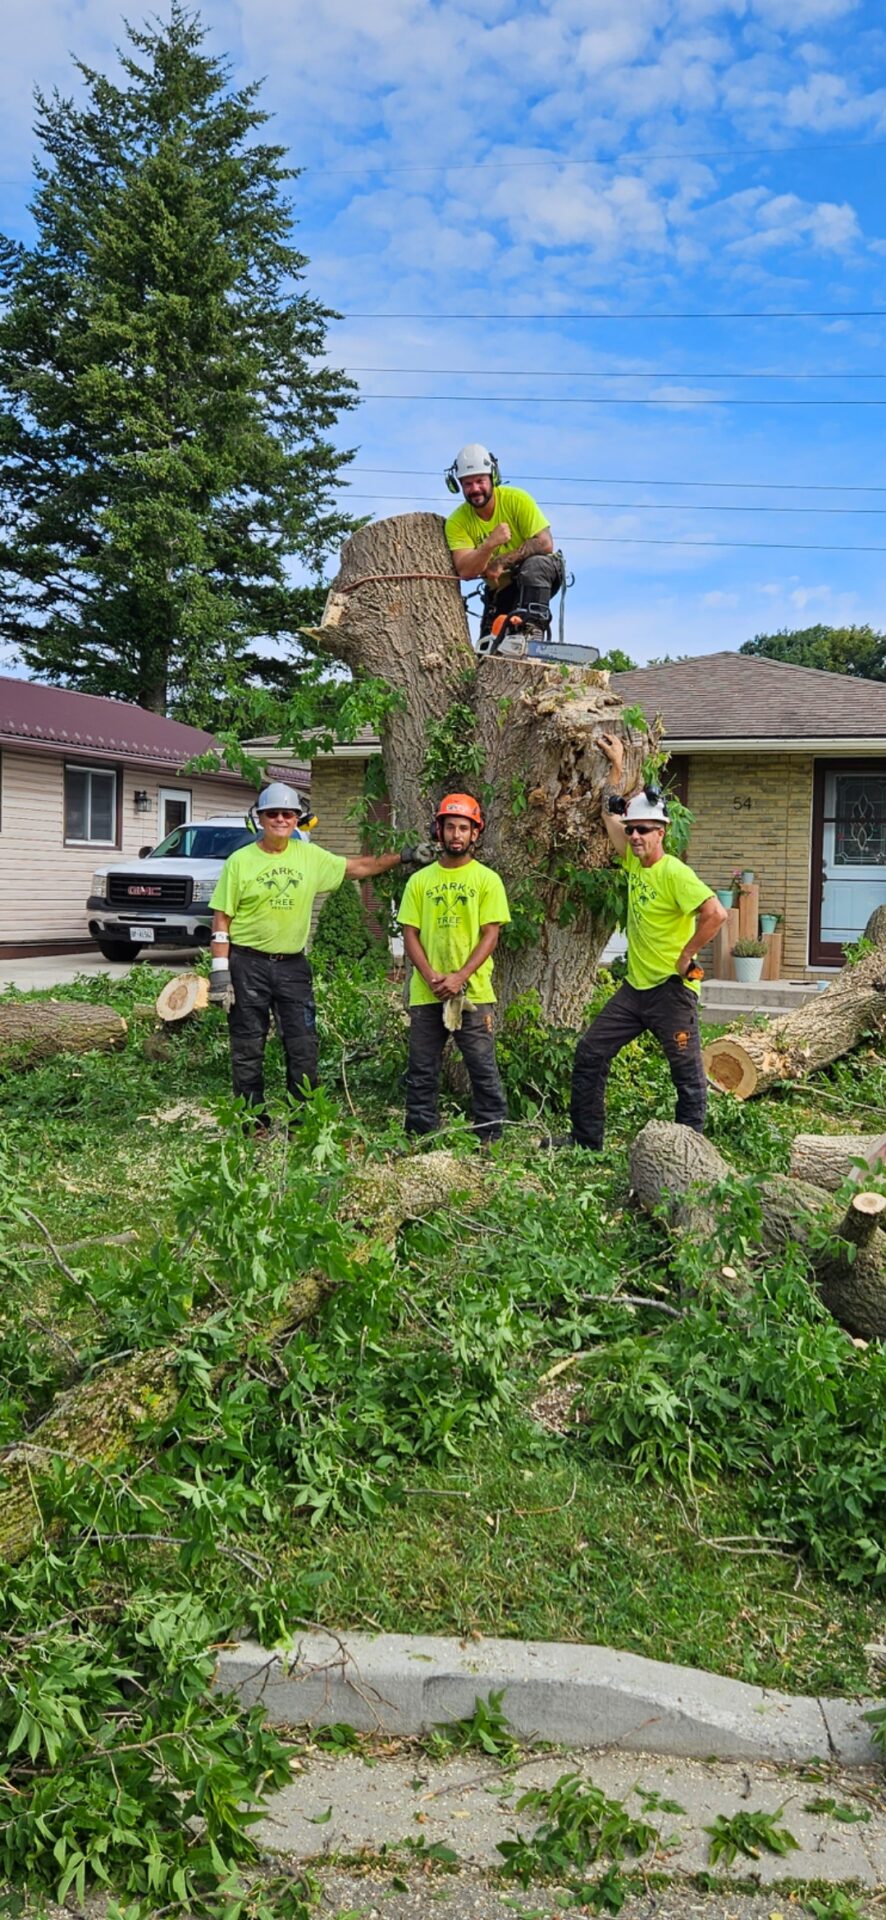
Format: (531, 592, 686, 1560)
(489, 452, 501, 486)
(444, 463, 460, 495)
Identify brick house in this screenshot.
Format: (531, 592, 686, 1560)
(308, 655, 886, 979)
(0, 678, 306, 957)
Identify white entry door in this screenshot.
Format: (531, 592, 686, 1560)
(158, 787, 191, 839)
(819, 766, 886, 951)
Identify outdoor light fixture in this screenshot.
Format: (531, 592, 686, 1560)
(133, 790, 151, 813)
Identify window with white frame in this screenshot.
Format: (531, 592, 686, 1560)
(64, 764, 118, 845)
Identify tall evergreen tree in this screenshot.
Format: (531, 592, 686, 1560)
(0, 6, 357, 719)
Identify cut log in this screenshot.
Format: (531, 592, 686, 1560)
(0, 1148, 483, 1566)
(317, 511, 656, 1026)
(703, 914, 886, 1098)
(155, 974, 209, 1023)
(789, 1131, 886, 1191)
(818, 1193, 886, 1338)
(629, 1120, 886, 1342)
(0, 1001, 127, 1069)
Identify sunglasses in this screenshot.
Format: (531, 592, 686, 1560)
(264, 809, 296, 820)
(624, 823, 659, 836)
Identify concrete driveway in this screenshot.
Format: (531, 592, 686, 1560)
(0, 949, 198, 992)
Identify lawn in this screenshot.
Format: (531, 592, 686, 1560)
(1, 959, 885, 1913)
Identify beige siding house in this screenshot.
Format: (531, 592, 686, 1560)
(308, 656, 886, 981)
(0, 678, 305, 957)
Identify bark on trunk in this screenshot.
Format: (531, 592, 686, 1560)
(320, 513, 654, 1025)
(702, 936, 886, 1099)
(789, 1132, 886, 1191)
(0, 1149, 482, 1566)
(0, 1002, 127, 1068)
(629, 1120, 886, 1341)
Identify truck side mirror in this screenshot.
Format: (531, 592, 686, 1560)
(138, 845, 154, 858)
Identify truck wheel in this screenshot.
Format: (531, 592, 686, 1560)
(94, 937, 135, 962)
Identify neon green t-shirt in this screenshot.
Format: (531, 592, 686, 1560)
(210, 838, 347, 954)
(398, 859, 511, 1006)
(444, 485, 550, 564)
(621, 849, 712, 994)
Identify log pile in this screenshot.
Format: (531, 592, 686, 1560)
(629, 1119, 886, 1342)
(703, 907, 886, 1099)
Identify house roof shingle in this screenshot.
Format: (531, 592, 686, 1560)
(0, 677, 307, 784)
(610, 651, 886, 743)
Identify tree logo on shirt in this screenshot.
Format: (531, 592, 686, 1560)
(256, 870, 302, 903)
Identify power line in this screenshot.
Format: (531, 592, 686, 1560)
(342, 308, 886, 322)
(315, 138, 886, 177)
(343, 491, 886, 516)
(357, 392, 886, 406)
(350, 465, 886, 494)
(518, 535, 886, 553)
(346, 365, 886, 380)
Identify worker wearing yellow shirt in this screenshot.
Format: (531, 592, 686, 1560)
(444, 443, 562, 655)
(398, 794, 510, 1145)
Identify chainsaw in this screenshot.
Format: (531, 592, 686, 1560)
(477, 610, 599, 668)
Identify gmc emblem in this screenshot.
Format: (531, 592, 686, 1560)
(127, 884, 162, 897)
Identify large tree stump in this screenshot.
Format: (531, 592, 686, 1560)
(629, 1120, 886, 1341)
(789, 1132, 886, 1191)
(0, 1000, 127, 1068)
(703, 909, 886, 1099)
(0, 1149, 482, 1566)
(320, 513, 654, 1025)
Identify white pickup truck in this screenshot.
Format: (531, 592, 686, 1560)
(86, 815, 256, 962)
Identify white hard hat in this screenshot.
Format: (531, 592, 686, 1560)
(256, 781, 305, 815)
(453, 443, 495, 482)
(624, 790, 669, 826)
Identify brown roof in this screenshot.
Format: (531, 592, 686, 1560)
(0, 677, 307, 784)
(610, 652, 886, 743)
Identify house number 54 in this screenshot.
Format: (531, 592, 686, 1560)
(733, 796, 752, 810)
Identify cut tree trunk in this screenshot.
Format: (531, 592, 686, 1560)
(629, 1119, 886, 1341)
(156, 974, 209, 1023)
(703, 909, 886, 1099)
(0, 1149, 483, 1566)
(320, 513, 654, 1025)
(0, 1001, 127, 1068)
(789, 1132, 886, 1191)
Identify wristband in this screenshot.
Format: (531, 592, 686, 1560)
(212, 932, 230, 944)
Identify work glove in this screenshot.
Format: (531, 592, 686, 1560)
(208, 967, 234, 1010)
(400, 840, 437, 870)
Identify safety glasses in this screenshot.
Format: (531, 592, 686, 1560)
(624, 823, 658, 837)
(263, 809, 296, 820)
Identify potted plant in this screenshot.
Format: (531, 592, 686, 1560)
(732, 936, 766, 983)
(716, 885, 733, 908)
(759, 911, 781, 936)
(739, 868, 755, 885)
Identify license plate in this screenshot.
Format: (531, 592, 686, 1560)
(130, 926, 155, 943)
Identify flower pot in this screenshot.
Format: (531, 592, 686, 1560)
(716, 888, 733, 908)
(740, 870, 755, 885)
(733, 955, 765, 983)
(759, 913, 779, 935)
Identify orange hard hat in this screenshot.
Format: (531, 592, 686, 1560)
(435, 792, 485, 831)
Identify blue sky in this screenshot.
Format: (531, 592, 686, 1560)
(3, 0, 886, 665)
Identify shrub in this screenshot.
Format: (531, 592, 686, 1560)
(311, 878, 386, 972)
(732, 937, 766, 958)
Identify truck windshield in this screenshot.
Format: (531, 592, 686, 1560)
(149, 824, 254, 860)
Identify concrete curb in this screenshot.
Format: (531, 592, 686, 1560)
(217, 1630, 880, 1765)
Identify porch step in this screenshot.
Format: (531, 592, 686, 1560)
(701, 979, 827, 1023)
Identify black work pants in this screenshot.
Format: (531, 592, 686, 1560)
(228, 946, 318, 1119)
(406, 1003, 508, 1142)
(571, 976, 706, 1149)
(480, 553, 564, 635)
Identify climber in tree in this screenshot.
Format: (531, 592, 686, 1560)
(443, 443, 562, 653)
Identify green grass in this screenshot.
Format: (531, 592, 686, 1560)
(2, 962, 885, 1699)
